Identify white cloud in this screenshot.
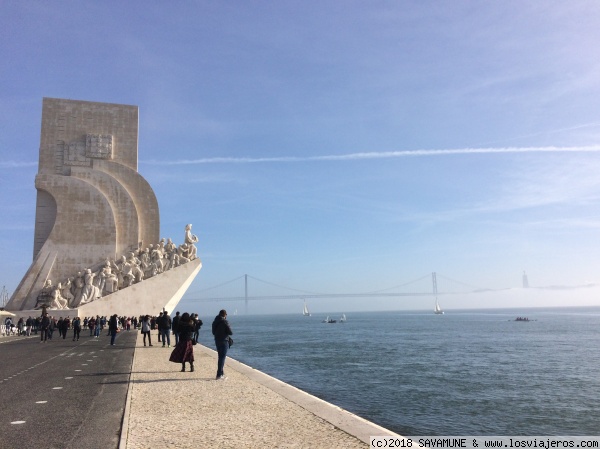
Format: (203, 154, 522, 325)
(141, 145, 600, 166)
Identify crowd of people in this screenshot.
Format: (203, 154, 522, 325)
(3, 308, 234, 380)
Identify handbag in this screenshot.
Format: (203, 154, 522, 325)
(227, 336, 233, 348)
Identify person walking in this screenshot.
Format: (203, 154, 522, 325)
(25, 316, 33, 336)
(108, 314, 119, 345)
(211, 309, 232, 380)
(72, 316, 81, 341)
(141, 315, 153, 347)
(169, 313, 195, 372)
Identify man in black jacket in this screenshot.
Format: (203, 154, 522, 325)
(172, 311, 180, 345)
(160, 311, 172, 348)
(212, 309, 232, 380)
(40, 314, 50, 342)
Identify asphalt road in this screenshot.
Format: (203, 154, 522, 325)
(0, 329, 137, 449)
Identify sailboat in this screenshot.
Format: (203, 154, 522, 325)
(432, 272, 444, 314)
(339, 313, 347, 323)
(302, 300, 311, 317)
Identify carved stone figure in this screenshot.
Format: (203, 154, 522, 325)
(127, 252, 144, 283)
(73, 271, 85, 305)
(184, 224, 198, 260)
(51, 282, 69, 310)
(99, 260, 119, 295)
(163, 238, 177, 271)
(34, 279, 54, 309)
(79, 269, 101, 305)
(140, 248, 152, 277)
(114, 256, 134, 288)
(178, 243, 191, 264)
(61, 278, 75, 306)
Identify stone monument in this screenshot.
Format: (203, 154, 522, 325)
(5, 98, 202, 317)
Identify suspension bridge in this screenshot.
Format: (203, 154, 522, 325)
(184, 272, 484, 313)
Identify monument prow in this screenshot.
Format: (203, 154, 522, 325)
(6, 98, 201, 316)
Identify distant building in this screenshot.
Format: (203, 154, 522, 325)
(522, 271, 529, 288)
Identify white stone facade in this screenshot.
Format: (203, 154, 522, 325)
(6, 98, 201, 315)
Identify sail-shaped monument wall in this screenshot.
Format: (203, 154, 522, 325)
(5, 98, 201, 318)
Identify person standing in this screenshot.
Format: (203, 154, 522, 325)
(60, 317, 70, 339)
(40, 314, 50, 342)
(108, 314, 119, 345)
(172, 311, 181, 345)
(212, 309, 232, 380)
(72, 316, 81, 341)
(141, 315, 153, 347)
(94, 315, 101, 338)
(156, 312, 163, 343)
(169, 313, 195, 372)
(193, 313, 203, 344)
(56, 317, 64, 338)
(48, 317, 56, 339)
(88, 316, 96, 337)
(160, 311, 172, 348)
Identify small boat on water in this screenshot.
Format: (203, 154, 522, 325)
(515, 317, 530, 321)
(322, 316, 336, 323)
(302, 300, 311, 317)
(432, 272, 444, 314)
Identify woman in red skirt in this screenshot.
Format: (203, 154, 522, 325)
(169, 312, 195, 372)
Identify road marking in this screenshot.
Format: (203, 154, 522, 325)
(75, 370, 82, 372)
(52, 387, 63, 390)
(36, 401, 47, 404)
(11, 421, 26, 425)
(82, 364, 88, 366)
(65, 377, 73, 379)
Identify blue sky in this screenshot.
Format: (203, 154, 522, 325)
(2, 1, 600, 314)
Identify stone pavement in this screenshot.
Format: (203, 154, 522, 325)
(120, 332, 401, 448)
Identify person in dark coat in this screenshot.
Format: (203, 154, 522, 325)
(108, 314, 119, 345)
(212, 309, 232, 380)
(169, 313, 195, 372)
(72, 317, 81, 341)
(40, 314, 50, 342)
(192, 313, 203, 343)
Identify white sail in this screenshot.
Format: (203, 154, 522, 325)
(434, 299, 444, 314)
(340, 313, 347, 322)
(303, 301, 311, 316)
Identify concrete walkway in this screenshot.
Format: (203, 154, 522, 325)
(121, 332, 401, 448)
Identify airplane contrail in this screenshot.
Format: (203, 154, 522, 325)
(143, 145, 600, 165)
(5, 145, 600, 168)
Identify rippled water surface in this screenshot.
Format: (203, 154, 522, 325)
(198, 307, 600, 435)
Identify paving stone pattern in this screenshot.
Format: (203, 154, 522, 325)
(123, 332, 368, 449)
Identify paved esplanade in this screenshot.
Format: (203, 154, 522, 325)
(1, 330, 400, 448)
(123, 330, 402, 448)
(0, 330, 137, 449)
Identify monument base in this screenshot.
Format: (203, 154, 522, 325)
(14, 259, 201, 319)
